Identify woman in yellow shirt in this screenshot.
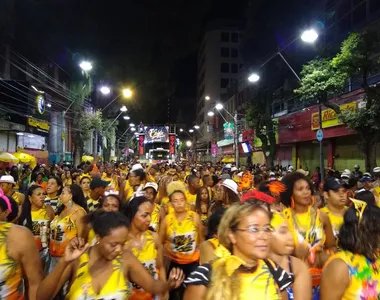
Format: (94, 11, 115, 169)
(321, 201, 380, 300)
(159, 181, 203, 299)
(184, 201, 294, 300)
(37, 211, 184, 300)
(48, 184, 87, 273)
(124, 196, 167, 300)
(19, 185, 54, 271)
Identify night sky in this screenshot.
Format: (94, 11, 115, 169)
(3, 0, 320, 127)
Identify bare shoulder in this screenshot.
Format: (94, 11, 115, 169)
(7, 225, 36, 256)
(290, 256, 309, 275)
(319, 210, 329, 223)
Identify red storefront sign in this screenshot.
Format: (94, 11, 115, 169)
(278, 90, 363, 144)
(169, 134, 175, 154)
(242, 129, 255, 142)
(139, 135, 145, 155)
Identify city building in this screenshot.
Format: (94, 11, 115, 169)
(196, 19, 245, 155)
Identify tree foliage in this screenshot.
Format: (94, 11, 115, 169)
(296, 27, 380, 171)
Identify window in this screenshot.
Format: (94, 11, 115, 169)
(221, 63, 229, 73)
(221, 47, 229, 57)
(231, 64, 238, 73)
(221, 32, 229, 42)
(231, 48, 238, 58)
(231, 33, 239, 43)
(220, 78, 229, 88)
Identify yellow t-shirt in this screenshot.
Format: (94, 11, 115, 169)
(66, 250, 131, 300)
(150, 203, 161, 232)
(127, 230, 158, 300)
(320, 206, 347, 238)
(31, 207, 50, 251)
(185, 190, 197, 207)
(164, 211, 199, 264)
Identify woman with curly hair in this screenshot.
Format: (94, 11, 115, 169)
(183, 201, 294, 300)
(280, 172, 335, 299)
(321, 200, 380, 299)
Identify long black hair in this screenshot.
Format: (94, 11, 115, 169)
(339, 204, 380, 261)
(56, 184, 88, 215)
(195, 186, 210, 216)
(18, 185, 42, 230)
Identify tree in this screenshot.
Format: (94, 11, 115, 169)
(245, 87, 278, 167)
(102, 119, 118, 162)
(296, 28, 380, 171)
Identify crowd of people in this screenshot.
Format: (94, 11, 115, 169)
(0, 159, 379, 300)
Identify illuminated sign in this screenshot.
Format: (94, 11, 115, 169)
(36, 95, 45, 114)
(145, 126, 169, 143)
(27, 117, 50, 132)
(311, 102, 357, 130)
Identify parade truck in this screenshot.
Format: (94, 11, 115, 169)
(137, 125, 176, 164)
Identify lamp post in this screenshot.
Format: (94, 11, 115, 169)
(247, 28, 322, 179)
(101, 88, 133, 112)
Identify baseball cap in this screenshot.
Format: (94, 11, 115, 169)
(374, 167, 380, 173)
(231, 167, 238, 172)
(144, 182, 158, 192)
(341, 171, 351, 179)
(90, 177, 110, 190)
(0, 175, 16, 185)
(360, 176, 374, 183)
(324, 177, 345, 192)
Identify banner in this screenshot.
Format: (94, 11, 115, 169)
(311, 102, 357, 130)
(223, 122, 234, 140)
(145, 126, 169, 143)
(169, 134, 175, 154)
(139, 135, 145, 155)
(211, 143, 218, 157)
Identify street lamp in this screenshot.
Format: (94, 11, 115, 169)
(189, 129, 194, 133)
(207, 111, 214, 117)
(123, 116, 130, 120)
(205, 96, 210, 101)
(301, 29, 318, 43)
(180, 128, 184, 132)
(129, 123, 135, 127)
(100, 86, 111, 95)
(186, 141, 192, 147)
(194, 125, 200, 130)
(122, 88, 133, 98)
(215, 103, 223, 110)
(248, 73, 260, 83)
(79, 61, 93, 72)
(120, 105, 127, 112)
(131, 127, 136, 132)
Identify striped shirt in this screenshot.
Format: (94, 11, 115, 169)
(184, 260, 294, 291)
(44, 197, 59, 212)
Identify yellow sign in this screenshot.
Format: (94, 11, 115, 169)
(311, 102, 357, 130)
(27, 117, 50, 132)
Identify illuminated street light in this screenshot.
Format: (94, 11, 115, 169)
(79, 61, 93, 72)
(207, 111, 214, 117)
(120, 105, 127, 112)
(189, 129, 194, 133)
(100, 86, 111, 95)
(215, 103, 223, 110)
(194, 125, 200, 129)
(122, 88, 133, 98)
(180, 128, 184, 132)
(129, 123, 135, 127)
(248, 73, 260, 83)
(301, 29, 318, 43)
(47, 103, 52, 108)
(123, 116, 130, 120)
(186, 141, 192, 147)
(131, 127, 136, 132)
(205, 96, 210, 101)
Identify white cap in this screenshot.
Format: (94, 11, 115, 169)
(364, 172, 371, 177)
(225, 164, 232, 169)
(343, 169, 351, 175)
(237, 172, 243, 177)
(296, 169, 309, 176)
(341, 172, 350, 179)
(221, 179, 239, 195)
(144, 182, 158, 192)
(0, 175, 16, 185)
(374, 167, 380, 173)
(131, 164, 144, 172)
(288, 166, 294, 172)
(231, 167, 238, 172)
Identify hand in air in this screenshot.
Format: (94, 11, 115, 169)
(64, 237, 89, 263)
(167, 268, 185, 289)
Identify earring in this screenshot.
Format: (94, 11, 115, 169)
(68, 200, 73, 207)
(291, 196, 295, 208)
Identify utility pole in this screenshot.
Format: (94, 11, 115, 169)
(234, 111, 239, 168)
(318, 102, 325, 182)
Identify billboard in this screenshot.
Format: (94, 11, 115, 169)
(145, 126, 169, 143)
